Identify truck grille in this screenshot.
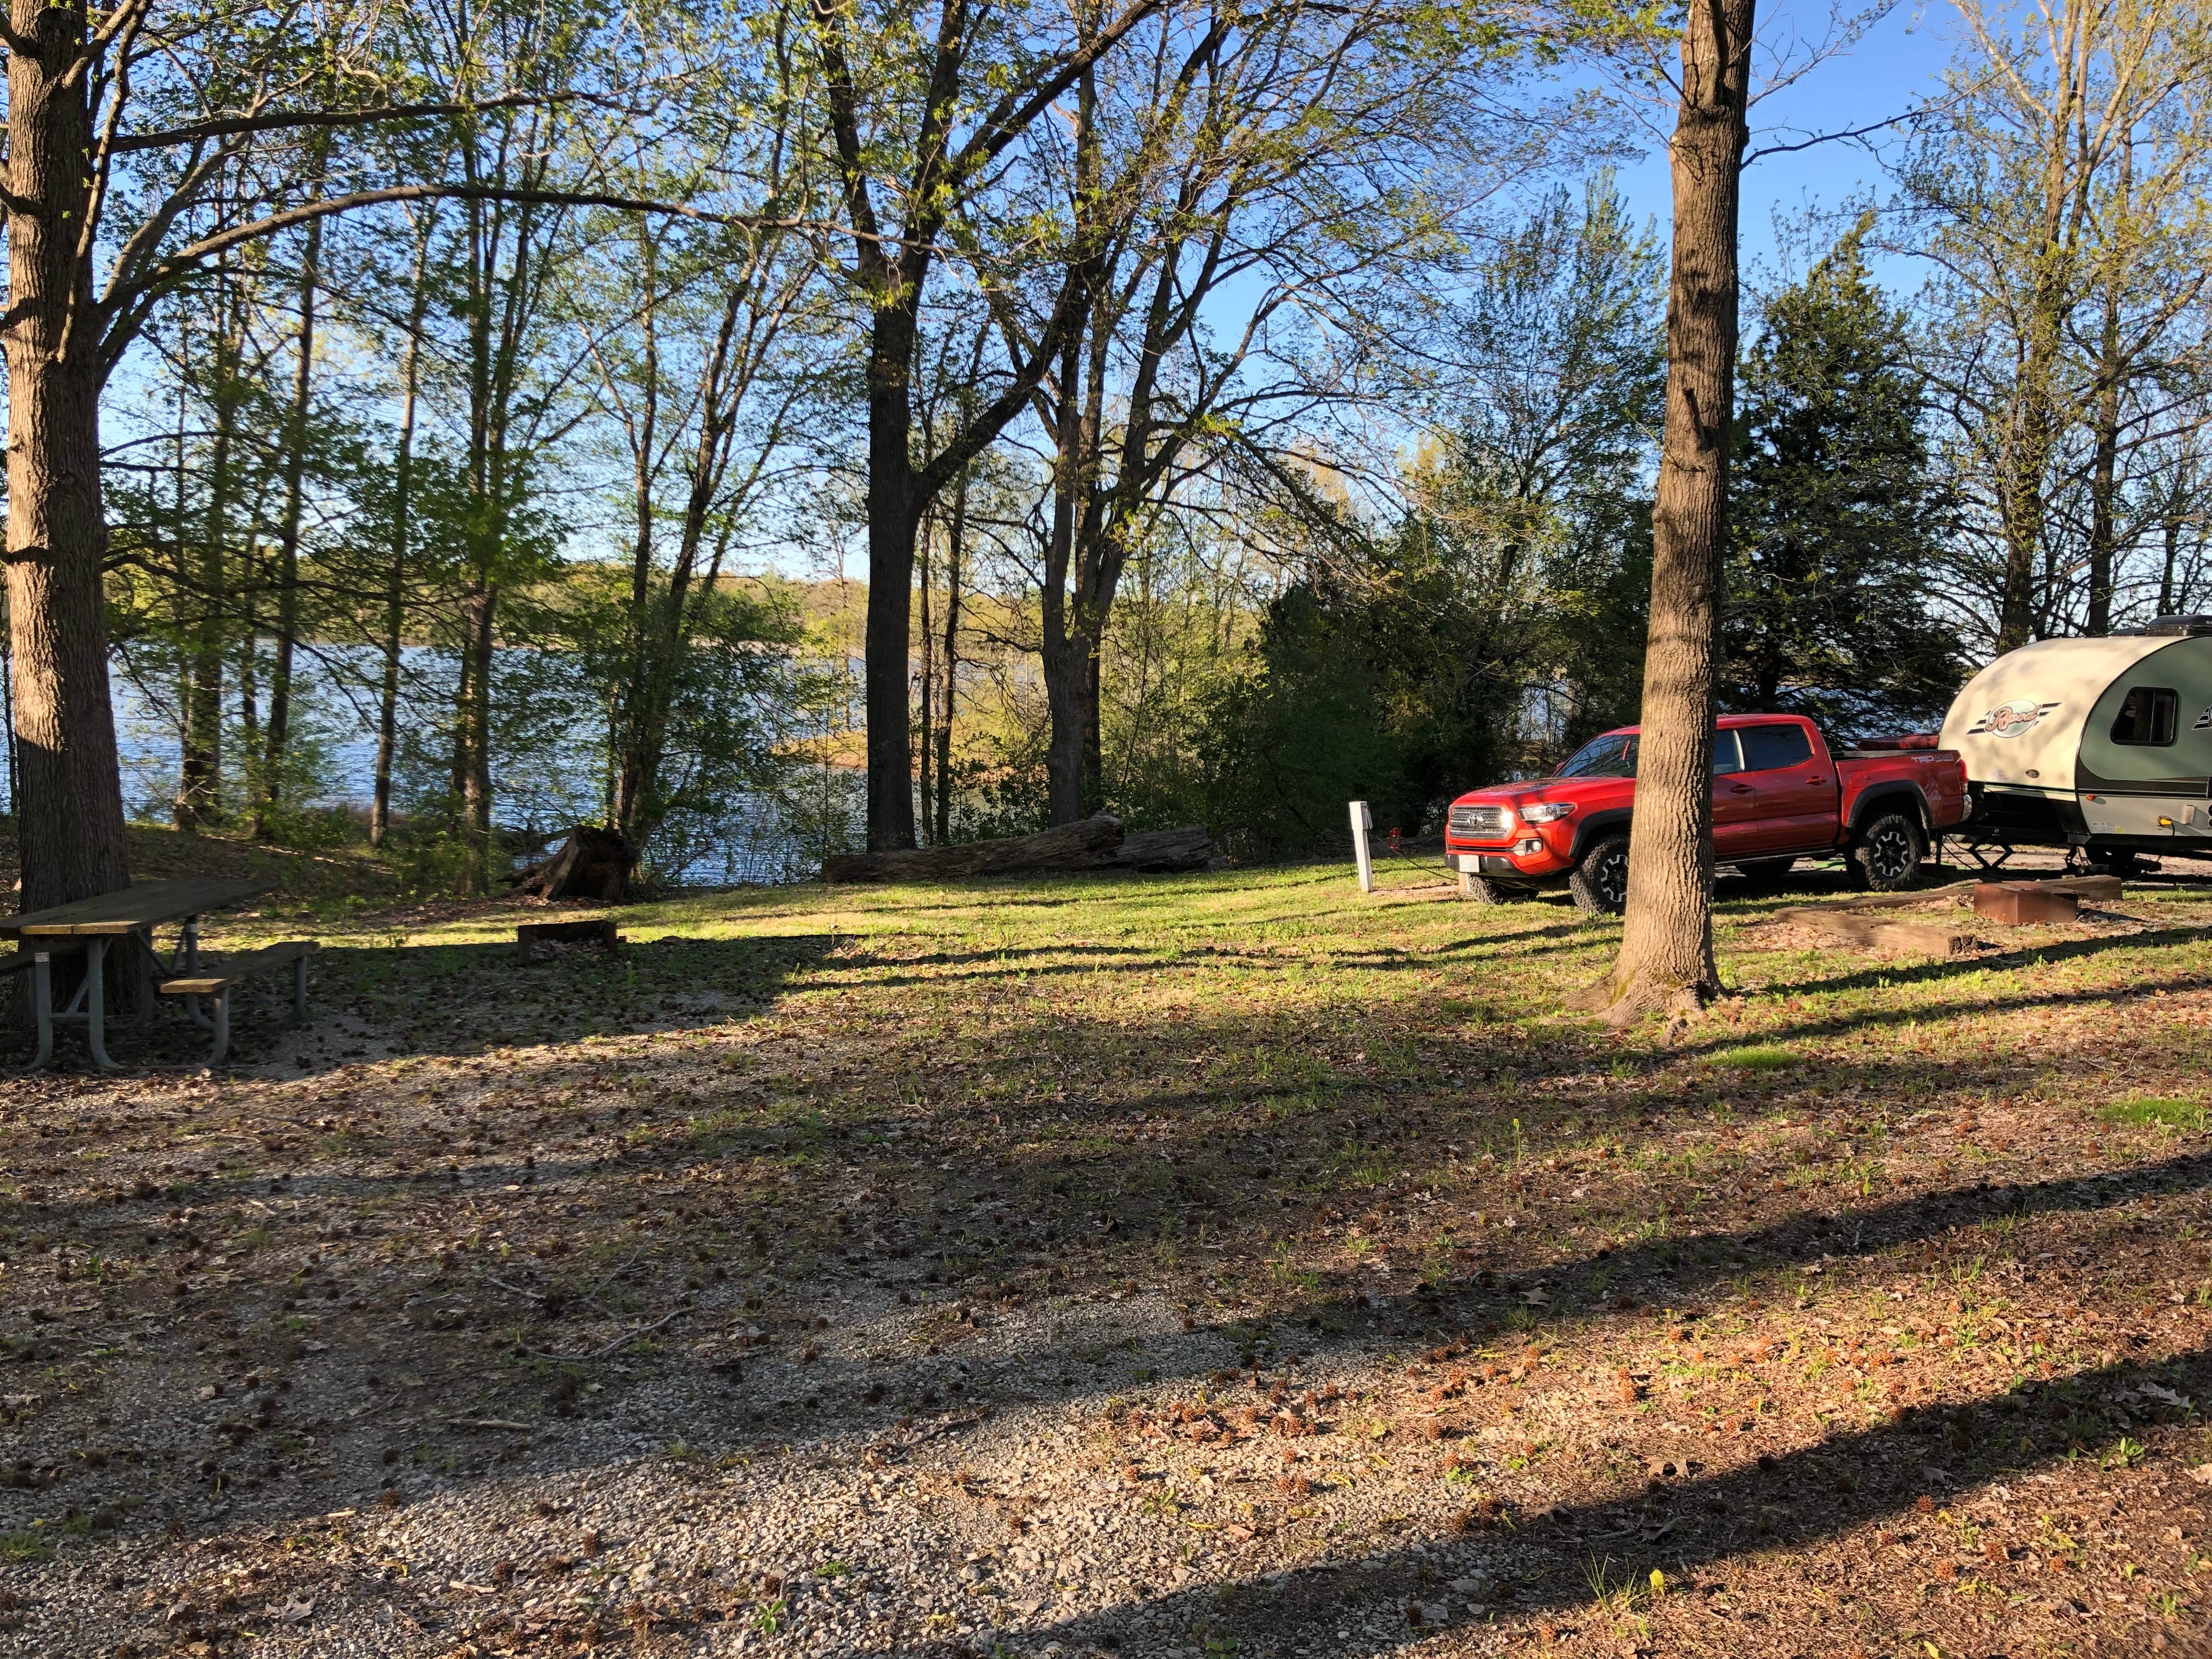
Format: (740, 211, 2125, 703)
(1448, 804, 1510, 840)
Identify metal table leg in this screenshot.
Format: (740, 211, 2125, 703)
(82, 937, 116, 1070)
(22, 952, 52, 1071)
(134, 924, 155, 1023)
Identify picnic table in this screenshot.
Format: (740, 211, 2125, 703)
(0, 877, 281, 1069)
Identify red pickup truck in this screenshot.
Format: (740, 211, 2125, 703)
(1443, 714, 1970, 911)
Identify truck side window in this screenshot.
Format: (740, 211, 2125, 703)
(1556, 733, 1637, 777)
(1739, 723, 1814, 771)
(2111, 686, 2178, 746)
(1712, 731, 1743, 775)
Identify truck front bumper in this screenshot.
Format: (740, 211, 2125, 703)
(1447, 840, 1571, 879)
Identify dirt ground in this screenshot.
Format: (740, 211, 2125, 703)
(5, 836, 2212, 1658)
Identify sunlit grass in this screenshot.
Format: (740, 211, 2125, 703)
(2098, 1097, 2207, 1132)
(1708, 1045, 1798, 1071)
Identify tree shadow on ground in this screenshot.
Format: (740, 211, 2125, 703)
(4, 926, 2209, 1654)
(0, 933, 836, 1076)
(922, 1340, 2212, 1658)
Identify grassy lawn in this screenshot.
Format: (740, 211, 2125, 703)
(3, 841, 2212, 1656)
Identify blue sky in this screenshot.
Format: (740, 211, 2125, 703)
(1602, 0, 1961, 304)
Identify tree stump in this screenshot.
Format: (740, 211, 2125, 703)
(509, 826, 638, 902)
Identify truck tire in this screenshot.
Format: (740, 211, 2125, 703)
(1459, 872, 1516, 904)
(1849, 810, 1924, 891)
(1568, 834, 1630, 915)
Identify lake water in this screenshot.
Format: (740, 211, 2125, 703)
(12, 644, 862, 886)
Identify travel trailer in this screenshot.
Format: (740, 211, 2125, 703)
(1938, 615, 2212, 867)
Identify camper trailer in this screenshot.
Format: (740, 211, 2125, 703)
(1938, 615, 2212, 867)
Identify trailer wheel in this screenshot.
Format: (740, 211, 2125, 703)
(1849, 811, 1925, 891)
(1568, 835, 1631, 914)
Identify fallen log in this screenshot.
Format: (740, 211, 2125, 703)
(1108, 826, 1215, 873)
(823, 814, 1125, 883)
(823, 814, 1217, 883)
(509, 826, 638, 902)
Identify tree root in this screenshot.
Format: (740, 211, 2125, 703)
(1566, 972, 1713, 1029)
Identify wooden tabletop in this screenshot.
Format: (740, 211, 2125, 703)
(0, 877, 276, 936)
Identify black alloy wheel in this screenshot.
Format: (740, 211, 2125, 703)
(1569, 835, 1631, 915)
(1850, 810, 1925, 891)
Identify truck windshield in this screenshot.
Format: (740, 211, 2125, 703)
(1556, 733, 1639, 777)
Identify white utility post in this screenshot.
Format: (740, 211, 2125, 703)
(1349, 799, 1374, 893)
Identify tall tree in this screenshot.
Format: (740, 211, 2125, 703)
(1, 0, 769, 912)
(250, 146, 329, 838)
(1903, 0, 2212, 648)
(1015, 0, 1542, 826)
(1722, 222, 1961, 728)
(1575, 0, 1753, 1022)
(808, 0, 1165, 850)
(370, 208, 442, 850)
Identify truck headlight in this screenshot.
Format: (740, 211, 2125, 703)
(1520, 802, 1575, 824)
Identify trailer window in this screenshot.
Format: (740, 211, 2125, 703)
(2111, 686, 2179, 746)
(1739, 723, 1815, 770)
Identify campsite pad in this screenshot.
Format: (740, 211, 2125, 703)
(1731, 881, 2164, 965)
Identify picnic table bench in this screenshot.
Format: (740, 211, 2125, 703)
(0, 878, 317, 1068)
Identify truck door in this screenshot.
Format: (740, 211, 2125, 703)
(1734, 721, 1835, 853)
(1710, 730, 1762, 859)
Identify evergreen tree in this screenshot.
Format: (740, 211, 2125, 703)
(1724, 225, 1963, 730)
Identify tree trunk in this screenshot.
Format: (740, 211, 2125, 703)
(2086, 358, 2120, 635)
(936, 456, 966, 849)
(1043, 636, 1090, 827)
(254, 194, 324, 838)
(1576, 0, 1752, 1023)
(863, 296, 921, 852)
(2085, 144, 2130, 637)
(458, 585, 497, 889)
(917, 506, 935, 845)
(1083, 645, 1103, 811)
(611, 230, 664, 847)
(1041, 329, 1090, 826)
(373, 232, 435, 850)
(3, 0, 133, 913)
(180, 258, 240, 834)
(2159, 498, 2182, 617)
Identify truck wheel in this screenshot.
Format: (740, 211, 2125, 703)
(1568, 835, 1630, 914)
(1459, 872, 1515, 904)
(1849, 811, 1925, 891)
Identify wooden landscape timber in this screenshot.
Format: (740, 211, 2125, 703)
(1768, 906, 1981, 957)
(1759, 873, 2127, 957)
(1974, 883, 2079, 924)
(517, 918, 622, 964)
(822, 814, 1215, 883)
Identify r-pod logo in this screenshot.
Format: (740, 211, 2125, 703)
(1968, 698, 2060, 739)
